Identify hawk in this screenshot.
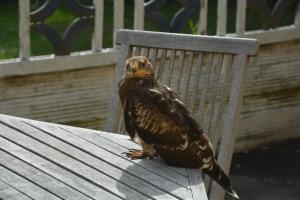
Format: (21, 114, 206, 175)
(118, 56, 238, 198)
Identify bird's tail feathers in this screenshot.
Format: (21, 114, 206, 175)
(203, 160, 239, 199)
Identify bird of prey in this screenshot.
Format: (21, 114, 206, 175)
(118, 56, 239, 198)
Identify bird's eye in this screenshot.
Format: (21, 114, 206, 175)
(125, 64, 130, 71)
(140, 60, 146, 68)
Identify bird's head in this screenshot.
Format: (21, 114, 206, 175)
(124, 56, 154, 78)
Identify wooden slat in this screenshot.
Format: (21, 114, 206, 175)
(236, 0, 247, 35)
(175, 51, 185, 94)
(133, 46, 141, 56)
(212, 55, 233, 149)
(18, 0, 30, 60)
(210, 54, 248, 200)
(116, 30, 259, 55)
(183, 52, 194, 104)
(0, 166, 60, 200)
(157, 49, 167, 80)
(198, 0, 208, 35)
(92, 0, 104, 51)
(134, 0, 144, 30)
(0, 179, 32, 200)
(0, 136, 121, 200)
(0, 121, 149, 200)
(205, 54, 224, 135)
(0, 150, 92, 200)
(189, 53, 204, 112)
(150, 48, 159, 69)
(0, 49, 118, 78)
(1, 117, 192, 200)
(141, 47, 150, 57)
(197, 54, 214, 125)
(217, 0, 227, 35)
(166, 50, 176, 85)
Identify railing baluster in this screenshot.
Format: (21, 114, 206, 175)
(92, 0, 104, 52)
(198, 0, 208, 35)
(236, 0, 247, 35)
(295, 2, 300, 27)
(19, 0, 30, 60)
(113, 0, 124, 46)
(134, 0, 144, 30)
(217, 0, 227, 35)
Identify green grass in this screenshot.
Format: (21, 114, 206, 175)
(0, 1, 297, 59)
(0, 3, 19, 59)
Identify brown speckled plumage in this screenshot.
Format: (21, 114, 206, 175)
(118, 56, 238, 198)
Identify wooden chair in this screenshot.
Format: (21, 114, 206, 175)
(106, 29, 259, 200)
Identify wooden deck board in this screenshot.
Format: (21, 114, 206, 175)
(0, 179, 32, 200)
(0, 150, 92, 200)
(0, 114, 207, 200)
(0, 166, 60, 200)
(0, 137, 120, 200)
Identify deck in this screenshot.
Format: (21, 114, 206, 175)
(0, 114, 207, 200)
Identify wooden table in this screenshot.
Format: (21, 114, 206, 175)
(0, 114, 207, 200)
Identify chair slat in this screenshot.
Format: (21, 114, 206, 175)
(183, 52, 195, 105)
(142, 47, 150, 57)
(197, 53, 214, 126)
(166, 50, 177, 86)
(157, 49, 167, 81)
(205, 54, 224, 136)
(212, 55, 234, 150)
(175, 51, 186, 94)
(189, 53, 204, 112)
(150, 48, 158, 69)
(134, 46, 141, 56)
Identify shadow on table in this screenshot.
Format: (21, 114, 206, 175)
(116, 158, 199, 199)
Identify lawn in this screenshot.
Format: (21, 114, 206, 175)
(0, 0, 297, 59)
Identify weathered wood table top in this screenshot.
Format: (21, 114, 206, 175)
(0, 114, 207, 200)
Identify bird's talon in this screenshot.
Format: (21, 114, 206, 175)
(122, 149, 149, 160)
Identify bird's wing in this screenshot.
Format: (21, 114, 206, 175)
(125, 87, 203, 147)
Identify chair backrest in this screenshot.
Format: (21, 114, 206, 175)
(106, 29, 258, 200)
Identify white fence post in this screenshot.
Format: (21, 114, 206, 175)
(93, 0, 104, 52)
(198, 0, 208, 35)
(236, 0, 247, 35)
(19, 0, 30, 60)
(113, 0, 124, 46)
(134, 0, 144, 30)
(295, 2, 300, 27)
(217, 0, 227, 35)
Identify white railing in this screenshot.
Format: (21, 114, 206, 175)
(0, 0, 299, 78)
